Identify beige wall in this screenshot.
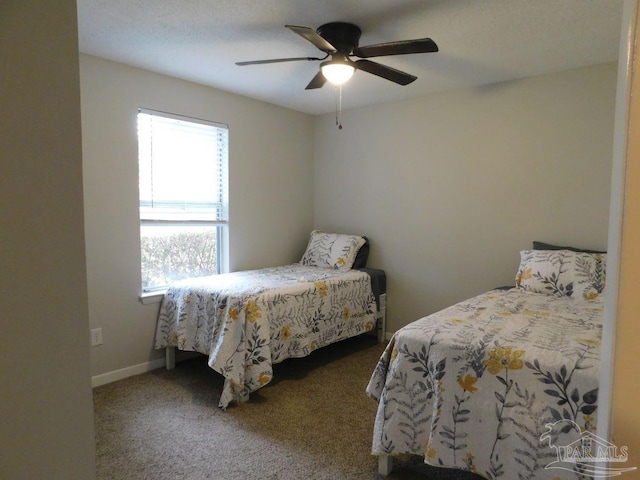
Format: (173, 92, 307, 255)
(314, 63, 617, 333)
(612, 2, 640, 466)
(0, 1, 96, 478)
(80, 55, 315, 377)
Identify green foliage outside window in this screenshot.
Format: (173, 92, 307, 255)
(141, 230, 218, 289)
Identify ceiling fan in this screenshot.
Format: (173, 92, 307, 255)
(236, 22, 438, 90)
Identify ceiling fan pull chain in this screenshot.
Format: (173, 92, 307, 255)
(335, 84, 344, 130)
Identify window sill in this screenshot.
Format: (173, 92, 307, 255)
(139, 291, 166, 305)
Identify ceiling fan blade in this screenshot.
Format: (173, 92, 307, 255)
(355, 59, 417, 85)
(236, 56, 324, 66)
(354, 38, 438, 58)
(305, 71, 327, 90)
(286, 25, 337, 53)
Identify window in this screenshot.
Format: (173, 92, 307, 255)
(137, 108, 228, 292)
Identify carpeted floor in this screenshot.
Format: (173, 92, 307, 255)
(93, 335, 485, 480)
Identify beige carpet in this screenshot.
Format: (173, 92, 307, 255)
(93, 335, 484, 480)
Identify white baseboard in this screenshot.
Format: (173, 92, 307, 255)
(91, 357, 165, 388)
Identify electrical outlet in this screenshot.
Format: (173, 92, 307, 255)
(91, 328, 103, 346)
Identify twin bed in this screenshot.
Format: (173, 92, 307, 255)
(367, 244, 606, 479)
(154, 230, 386, 409)
(154, 233, 606, 479)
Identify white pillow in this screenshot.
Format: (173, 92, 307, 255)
(300, 230, 366, 271)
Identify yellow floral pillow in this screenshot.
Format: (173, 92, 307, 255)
(515, 250, 568, 296)
(516, 249, 606, 299)
(559, 251, 606, 300)
(300, 230, 366, 271)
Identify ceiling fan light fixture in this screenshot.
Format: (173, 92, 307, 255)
(320, 60, 355, 85)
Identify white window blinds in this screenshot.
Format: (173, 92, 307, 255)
(137, 108, 229, 223)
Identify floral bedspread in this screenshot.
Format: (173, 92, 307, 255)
(155, 264, 376, 409)
(366, 289, 603, 480)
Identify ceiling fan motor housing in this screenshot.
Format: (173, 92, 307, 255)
(316, 22, 361, 54)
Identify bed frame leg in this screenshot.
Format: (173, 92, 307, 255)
(378, 455, 393, 476)
(377, 293, 387, 342)
(165, 346, 175, 370)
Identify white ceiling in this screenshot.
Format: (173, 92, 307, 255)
(77, 0, 624, 115)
